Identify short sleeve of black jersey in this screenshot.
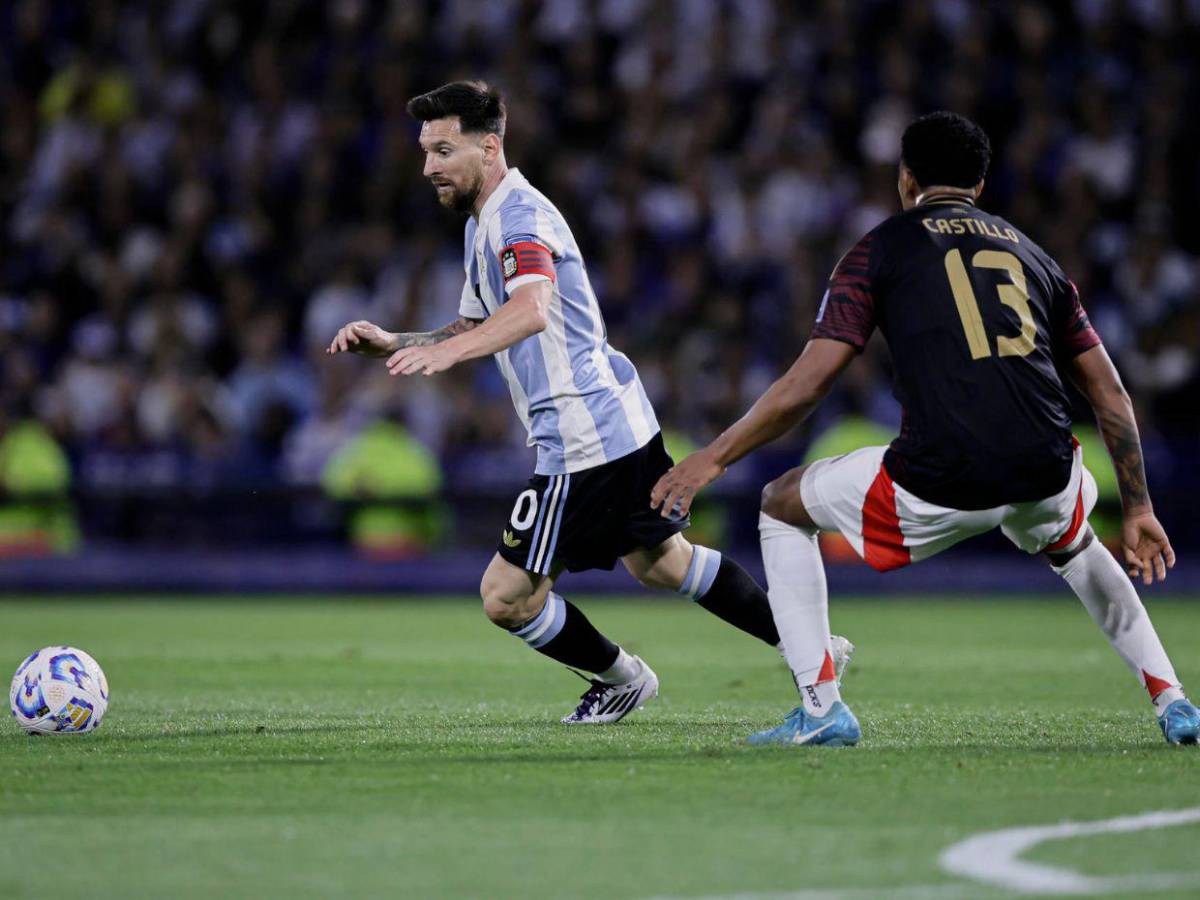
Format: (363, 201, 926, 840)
(1047, 262, 1102, 360)
(811, 233, 878, 352)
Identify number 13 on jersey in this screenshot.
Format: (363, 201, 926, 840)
(944, 249, 1037, 360)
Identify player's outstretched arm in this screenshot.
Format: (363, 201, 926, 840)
(651, 338, 856, 517)
(327, 318, 479, 357)
(386, 281, 551, 376)
(1069, 344, 1175, 584)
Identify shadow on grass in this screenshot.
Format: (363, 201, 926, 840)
(2, 715, 1168, 760)
(0, 721, 360, 742)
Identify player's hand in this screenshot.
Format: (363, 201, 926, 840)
(1121, 510, 1175, 585)
(327, 321, 397, 357)
(650, 450, 726, 519)
(386, 342, 460, 377)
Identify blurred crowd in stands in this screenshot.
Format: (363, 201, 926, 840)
(1, 0, 1198, 550)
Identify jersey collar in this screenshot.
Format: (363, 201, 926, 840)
(476, 167, 526, 227)
(917, 192, 977, 208)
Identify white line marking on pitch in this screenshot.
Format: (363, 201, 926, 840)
(645, 887, 971, 900)
(938, 806, 1200, 895)
(647, 806, 1200, 900)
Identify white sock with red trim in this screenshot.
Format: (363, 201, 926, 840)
(1053, 538, 1183, 713)
(799, 655, 842, 717)
(759, 512, 841, 715)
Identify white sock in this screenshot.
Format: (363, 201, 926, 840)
(596, 648, 641, 684)
(759, 512, 840, 715)
(801, 680, 842, 717)
(1053, 539, 1182, 712)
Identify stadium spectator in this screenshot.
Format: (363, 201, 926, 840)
(1, 0, 1197, 547)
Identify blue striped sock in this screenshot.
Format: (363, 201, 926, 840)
(505, 592, 621, 674)
(508, 591, 567, 649)
(680, 549, 782, 647)
(677, 546, 723, 601)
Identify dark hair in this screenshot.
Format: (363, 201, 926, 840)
(406, 80, 506, 137)
(900, 111, 991, 190)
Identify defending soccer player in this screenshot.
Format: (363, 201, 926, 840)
(652, 112, 1198, 747)
(328, 81, 849, 723)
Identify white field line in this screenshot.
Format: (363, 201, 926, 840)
(645, 887, 971, 900)
(938, 806, 1200, 895)
(647, 806, 1200, 900)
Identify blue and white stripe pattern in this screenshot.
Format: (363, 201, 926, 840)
(459, 168, 660, 476)
(677, 546, 722, 601)
(509, 591, 566, 649)
(525, 474, 570, 575)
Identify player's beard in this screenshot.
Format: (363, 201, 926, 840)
(435, 170, 483, 214)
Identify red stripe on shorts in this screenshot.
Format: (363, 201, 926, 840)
(1044, 483, 1085, 553)
(862, 465, 910, 572)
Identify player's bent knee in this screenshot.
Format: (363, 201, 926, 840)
(761, 467, 811, 526)
(623, 535, 692, 591)
(1045, 526, 1096, 569)
(480, 578, 524, 626)
(633, 564, 681, 592)
(479, 556, 547, 627)
(480, 585, 539, 628)
(629, 568, 662, 590)
(481, 594, 523, 627)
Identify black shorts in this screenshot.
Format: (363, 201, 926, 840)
(496, 432, 689, 575)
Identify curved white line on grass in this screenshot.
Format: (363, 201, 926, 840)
(645, 887, 971, 900)
(938, 806, 1200, 895)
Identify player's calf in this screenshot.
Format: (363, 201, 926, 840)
(480, 553, 650, 717)
(1048, 531, 1192, 742)
(623, 536, 782, 648)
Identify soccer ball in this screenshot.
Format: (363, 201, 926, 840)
(9, 646, 109, 735)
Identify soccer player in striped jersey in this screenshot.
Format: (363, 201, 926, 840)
(328, 81, 850, 724)
(653, 111, 1197, 747)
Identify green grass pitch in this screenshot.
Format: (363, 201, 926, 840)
(2, 595, 1198, 898)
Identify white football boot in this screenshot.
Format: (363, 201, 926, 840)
(830, 634, 855, 684)
(561, 656, 659, 724)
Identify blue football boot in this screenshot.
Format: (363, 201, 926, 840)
(1158, 699, 1200, 745)
(747, 701, 861, 747)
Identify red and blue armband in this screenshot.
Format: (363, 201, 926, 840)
(499, 241, 556, 285)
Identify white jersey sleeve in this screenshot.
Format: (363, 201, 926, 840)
(495, 200, 562, 297)
(458, 277, 485, 320)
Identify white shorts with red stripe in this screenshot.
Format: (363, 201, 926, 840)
(799, 441, 1098, 571)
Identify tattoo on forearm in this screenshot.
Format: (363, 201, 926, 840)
(392, 317, 478, 349)
(1096, 403, 1150, 510)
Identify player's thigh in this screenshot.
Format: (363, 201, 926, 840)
(793, 446, 1002, 571)
(497, 476, 569, 577)
(479, 553, 559, 624)
(1002, 452, 1097, 557)
(773, 450, 889, 539)
(621, 532, 693, 590)
(761, 465, 819, 529)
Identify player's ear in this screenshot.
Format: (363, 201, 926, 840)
(973, 178, 985, 199)
(898, 166, 919, 208)
(481, 132, 501, 163)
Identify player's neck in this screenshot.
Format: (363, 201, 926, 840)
(472, 160, 511, 219)
(915, 186, 977, 207)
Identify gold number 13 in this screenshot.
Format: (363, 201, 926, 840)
(943, 249, 1036, 359)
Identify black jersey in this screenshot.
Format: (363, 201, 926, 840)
(811, 196, 1102, 510)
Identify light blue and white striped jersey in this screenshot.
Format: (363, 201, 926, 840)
(459, 168, 659, 475)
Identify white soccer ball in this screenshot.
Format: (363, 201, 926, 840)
(9, 646, 109, 735)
